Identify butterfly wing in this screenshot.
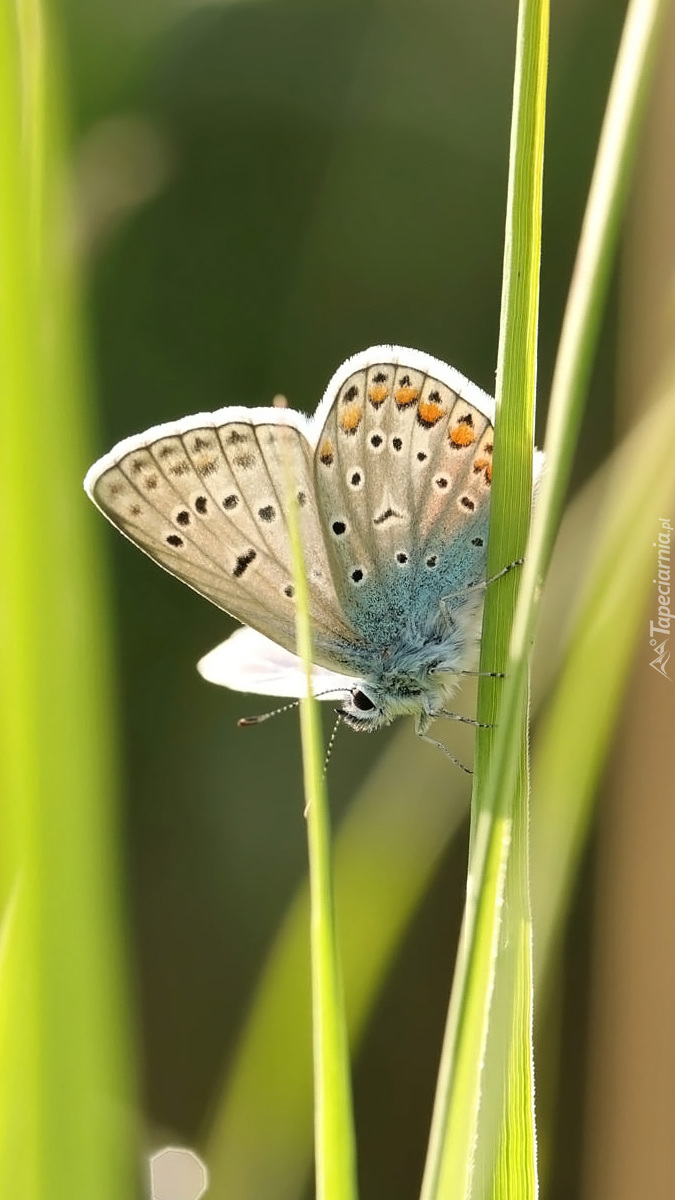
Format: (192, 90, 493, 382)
(197, 627, 356, 699)
(85, 407, 356, 667)
(85, 347, 541, 698)
(311, 346, 498, 650)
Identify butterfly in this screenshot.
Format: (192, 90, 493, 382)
(85, 345, 540, 762)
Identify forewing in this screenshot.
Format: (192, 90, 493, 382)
(85, 410, 354, 664)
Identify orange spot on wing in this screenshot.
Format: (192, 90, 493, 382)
(449, 423, 476, 447)
(417, 398, 445, 427)
(368, 383, 389, 407)
(319, 439, 334, 465)
(395, 385, 419, 408)
(473, 457, 492, 484)
(338, 403, 363, 433)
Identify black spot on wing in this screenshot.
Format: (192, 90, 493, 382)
(233, 549, 257, 577)
(373, 508, 402, 526)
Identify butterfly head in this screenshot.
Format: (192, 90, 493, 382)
(338, 656, 461, 733)
(339, 685, 387, 731)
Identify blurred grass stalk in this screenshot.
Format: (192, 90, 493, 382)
(532, 370, 675, 997)
(285, 454, 358, 1200)
(0, 3, 135, 1199)
(420, 0, 548, 1195)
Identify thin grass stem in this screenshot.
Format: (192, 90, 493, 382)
(284, 442, 358, 1200)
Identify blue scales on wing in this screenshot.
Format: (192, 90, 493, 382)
(312, 354, 495, 665)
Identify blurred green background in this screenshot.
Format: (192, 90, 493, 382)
(38, 0, 674, 1196)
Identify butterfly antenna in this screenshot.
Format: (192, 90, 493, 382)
(238, 687, 348, 727)
(238, 699, 301, 727)
(323, 713, 342, 774)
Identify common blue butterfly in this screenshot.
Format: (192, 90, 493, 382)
(85, 346, 541, 758)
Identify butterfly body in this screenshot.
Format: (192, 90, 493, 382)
(85, 346, 539, 749)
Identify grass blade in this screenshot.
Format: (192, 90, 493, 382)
(420, 1, 548, 1194)
(0, 3, 135, 1197)
(531, 375, 675, 992)
(284, 446, 358, 1200)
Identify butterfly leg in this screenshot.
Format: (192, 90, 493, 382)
(481, 557, 524, 587)
(456, 669, 506, 679)
(440, 558, 524, 605)
(415, 712, 472, 773)
(417, 732, 472, 773)
(438, 710, 495, 728)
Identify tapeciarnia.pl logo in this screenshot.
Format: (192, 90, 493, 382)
(650, 517, 672, 680)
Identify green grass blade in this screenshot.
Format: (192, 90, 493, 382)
(531, 377, 675, 993)
(0, 3, 135, 1197)
(420, 1, 548, 1195)
(284, 450, 358, 1200)
(486, 754, 536, 1200)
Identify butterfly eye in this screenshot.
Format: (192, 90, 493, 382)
(352, 689, 376, 712)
